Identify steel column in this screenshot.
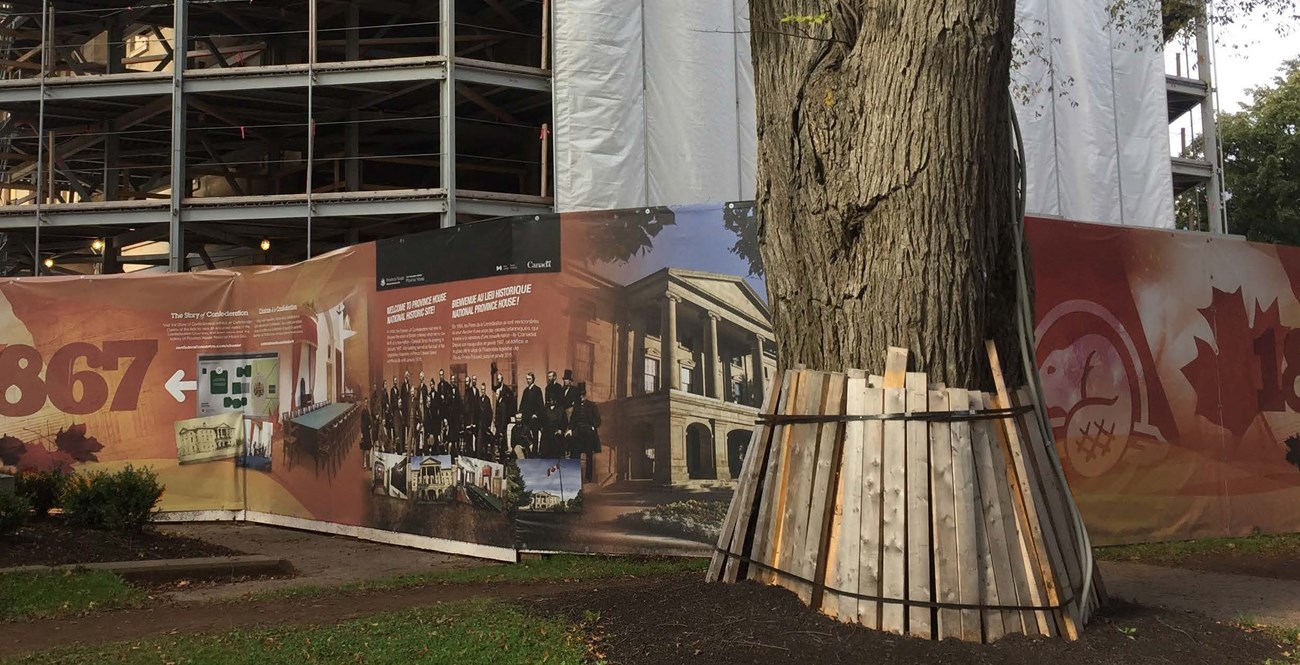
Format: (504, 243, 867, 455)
(1196, 17, 1227, 235)
(168, 0, 188, 271)
(439, 0, 456, 227)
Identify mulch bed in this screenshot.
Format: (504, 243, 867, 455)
(533, 574, 1289, 665)
(0, 517, 240, 568)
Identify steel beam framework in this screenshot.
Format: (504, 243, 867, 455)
(0, 0, 554, 274)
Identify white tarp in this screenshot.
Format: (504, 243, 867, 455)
(554, 0, 1174, 228)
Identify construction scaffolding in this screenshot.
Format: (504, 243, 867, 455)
(0, 0, 553, 274)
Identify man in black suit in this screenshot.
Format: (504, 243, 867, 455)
(388, 376, 401, 451)
(381, 379, 393, 447)
(399, 371, 412, 451)
(493, 373, 517, 458)
(543, 371, 564, 457)
(446, 373, 462, 455)
(519, 372, 544, 455)
(477, 382, 494, 459)
(463, 375, 478, 456)
(436, 369, 452, 450)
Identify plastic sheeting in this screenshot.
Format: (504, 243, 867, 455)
(1014, 0, 1175, 227)
(554, 0, 1175, 228)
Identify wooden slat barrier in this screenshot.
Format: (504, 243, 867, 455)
(707, 343, 1103, 643)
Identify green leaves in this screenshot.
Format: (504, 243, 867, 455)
(1187, 59, 1300, 246)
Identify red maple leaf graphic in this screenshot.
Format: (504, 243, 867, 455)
(54, 423, 104, 463)
(1181, 287, 1290, 438)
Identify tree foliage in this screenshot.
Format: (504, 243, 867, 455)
(1214, 59, 1300, 245)
(721, 201, 763, 278)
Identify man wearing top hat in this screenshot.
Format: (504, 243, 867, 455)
(559, 370, 580, 457)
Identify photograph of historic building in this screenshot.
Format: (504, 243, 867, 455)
(174, 412, 244, 464)
(564, 265, 776, 488)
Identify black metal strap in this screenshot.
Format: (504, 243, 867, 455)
(713, 547, 1076, 613)
(756, 405, 1034, 426)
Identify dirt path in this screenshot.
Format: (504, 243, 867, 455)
(1101, 560, 1300, 626)
(153, 522, 487, 602)
(0, 576, 656, 659)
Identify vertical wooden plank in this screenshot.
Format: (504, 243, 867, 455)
(823, 371, 865, 619)
(884, 348, 908, 387)
(868, 374, 884, 389)
(928, 388, 960, 640)
(984, 390, 1053, 637)
(947, 388, 986, 642)
(985, 341, 1076, 640)
(856, 384, 886, 630)
(832, 371, 866, 621)
(905, 371, 933, 639)
(752, 370, 802, 585)
(969, 391, 1026, 638)
(809, 373, 848, 611)
(717, 373, 786, 583)
(879, 350, 908, 635)
(1015, 389, 1085, 633)
(775, 371, 825, 598)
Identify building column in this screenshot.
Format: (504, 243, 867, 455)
(712, 420, 731, 482)
(751, 334, 765, 405)
(706, 312, 722, 400)
(668, 417, 687, 483)
(662, 294, 679, 391)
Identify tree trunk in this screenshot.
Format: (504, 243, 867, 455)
(753, 0, 1024, 389)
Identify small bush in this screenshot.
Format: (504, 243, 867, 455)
(0, 490, 30, 536)
(63, 466, 164, 532)
(15, 468, 68, 517)
(615, 499, 729, 543)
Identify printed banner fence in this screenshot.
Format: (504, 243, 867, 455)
(4, 205, 1300, 555)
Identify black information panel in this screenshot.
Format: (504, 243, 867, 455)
(376, 215, 561, 291)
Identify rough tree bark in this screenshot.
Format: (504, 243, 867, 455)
(753, 0, 1024, 389)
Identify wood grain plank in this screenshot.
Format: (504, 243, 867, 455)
(752, 370, 802, 584)
(775, 371, 825, 598)
(809, 373, 848, 611)
(880, 383, 908, 634)
(947, 387, 985, 642)
(825, 371, 867, 619)
(905, 371, 933, 639)
(856, 384, 886, 630)
(969, 391, 1024, 638)
(1015, 389, 1085, 634)
(985, 341, 1075, 640)
(718, 371, 787, 583)
(928, 388, 960, 640)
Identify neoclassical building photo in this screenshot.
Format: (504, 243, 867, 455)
(563, 266, 777, 487)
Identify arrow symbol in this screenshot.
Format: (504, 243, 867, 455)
(166, 369, 198, 403)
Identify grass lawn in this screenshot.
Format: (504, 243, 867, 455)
(7, 600, 594, 665)
(247, 554, 708, 602)
(0, 570, 145, 621)
(1096, 532, 1300, 565)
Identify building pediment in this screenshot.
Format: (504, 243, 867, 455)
(669, 270, 771, 334)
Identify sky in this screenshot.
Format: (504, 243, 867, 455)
(585, 204, 768, 301)
(517, 458, 581, 501)
(1206, 12, 1295, 112)
(1164, 9, 1295, 155)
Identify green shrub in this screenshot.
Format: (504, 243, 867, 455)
(15, 468, 68, 517)
(615, 499, 730, 543)
(0, 490, 30, 536)
(63, 466, 164, 531)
